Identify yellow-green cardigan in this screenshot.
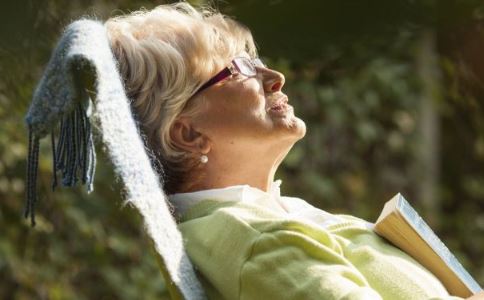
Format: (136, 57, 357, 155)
(174, 192, 461, 300)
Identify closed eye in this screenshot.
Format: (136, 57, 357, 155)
(217, 72, 240, 86)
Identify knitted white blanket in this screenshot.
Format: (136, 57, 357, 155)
(25, 19, 205, 300)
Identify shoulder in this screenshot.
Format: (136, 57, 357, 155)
(177, 200, 266, 299)
(178, 199, 346, 257)
(178, 199, 299, 240)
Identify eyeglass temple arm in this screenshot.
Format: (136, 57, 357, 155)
(194, 68, 233, 94)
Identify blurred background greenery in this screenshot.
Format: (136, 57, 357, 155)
(1, 0, 483, 299)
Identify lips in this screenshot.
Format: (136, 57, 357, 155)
(268, 96, 289, 112)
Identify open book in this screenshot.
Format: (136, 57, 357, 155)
(374, 193, 482, 298)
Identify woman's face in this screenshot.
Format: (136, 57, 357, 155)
(192, 55, 306, 156)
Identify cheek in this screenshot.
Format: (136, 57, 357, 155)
(196, 79, 269, 137)
(229, 85, 267, 126)
(228, 79, 265, 113)
(215, 80, 264, 116)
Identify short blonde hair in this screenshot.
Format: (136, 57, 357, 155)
(105, 2, 257, 193)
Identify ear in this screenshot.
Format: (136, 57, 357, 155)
(170, 117, 211, 154)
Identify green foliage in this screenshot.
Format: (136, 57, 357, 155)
(280, 56, 420, 213)
(1, 0, 483, 298)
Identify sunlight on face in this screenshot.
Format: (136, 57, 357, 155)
(192, 55, 306, 156)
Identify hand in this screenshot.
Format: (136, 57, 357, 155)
(467, 291, 484, 300)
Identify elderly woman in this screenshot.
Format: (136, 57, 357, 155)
(104, 3, 480, 300)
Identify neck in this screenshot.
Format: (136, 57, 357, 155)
(183, 144, 291, 193)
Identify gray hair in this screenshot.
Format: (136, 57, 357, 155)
(105, 2, 257, 193)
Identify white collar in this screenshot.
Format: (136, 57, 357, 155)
(167, 180, 368, 230)
(168, 180, 284, 217)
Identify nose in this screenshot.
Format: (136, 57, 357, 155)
(259, 67, 285, 93)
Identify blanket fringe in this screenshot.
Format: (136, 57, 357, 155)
(25, 126, 40, 226)
(25, 102, 95, 226)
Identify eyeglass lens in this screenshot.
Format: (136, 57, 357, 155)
(233, 57, 265, 77)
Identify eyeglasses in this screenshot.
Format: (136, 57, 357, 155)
(194, 57, 266, 95)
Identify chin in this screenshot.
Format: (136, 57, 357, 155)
(291, 116, 307, 139)
(277, 115, 306, 141)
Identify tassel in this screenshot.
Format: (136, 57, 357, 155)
(55, 118, 67, 170)
(79, 105, 88, 184)
(85, 116, 96, 193)
(25, 102, 96, 227)
(65, 108, 78, 186)
(51, 130, 58, 191)
(25, 125, 40, 226)
(54, 103, 96, 189)
(76, 105, 84, 169)
(63, 116, 74, 186)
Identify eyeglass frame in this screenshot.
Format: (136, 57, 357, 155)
(193, 57, 266, 95)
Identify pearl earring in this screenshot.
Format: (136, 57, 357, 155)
(200, 155, 208, 164)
